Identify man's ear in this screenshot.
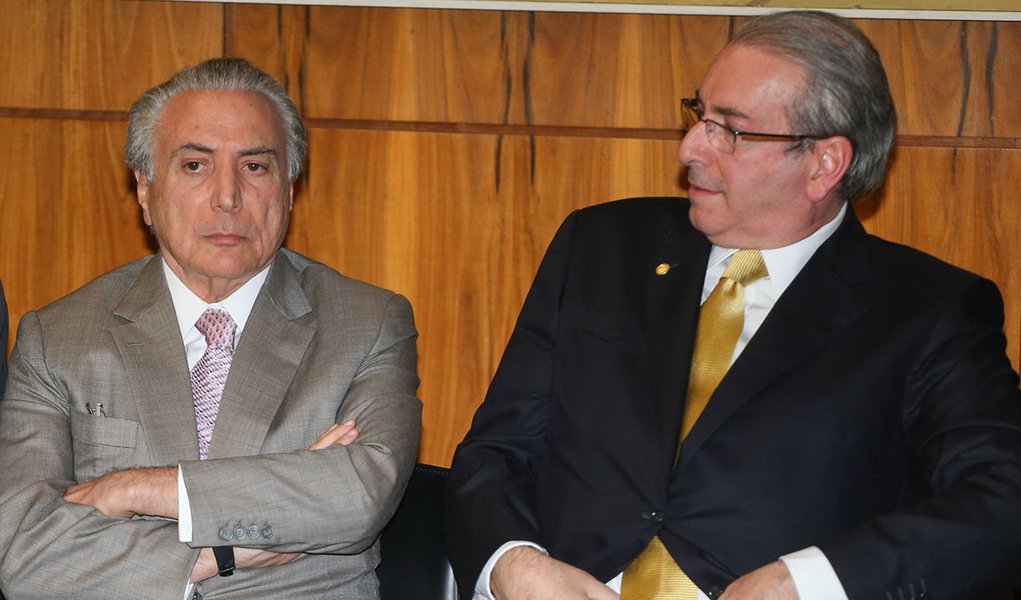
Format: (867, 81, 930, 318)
(135, 171, 153, 227)
(806, 136, 853, 203)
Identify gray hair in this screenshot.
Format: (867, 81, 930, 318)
(126, 58, 307, 183)
(731, 11, 896, 201)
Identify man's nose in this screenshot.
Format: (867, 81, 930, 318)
(213, 169, 242, 212)
(677, 121, 708, 166)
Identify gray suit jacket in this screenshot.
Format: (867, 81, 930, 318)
(0, 249, 422, 599)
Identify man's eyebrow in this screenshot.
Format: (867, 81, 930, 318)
(239, 146, 278, 158)
(169, 144, 278, 159)
(172, 143, 214, 156)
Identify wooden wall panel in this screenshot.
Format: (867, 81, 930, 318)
(527, 13, 728, 128)
(0, 0, 223, 111)
(0, 118, 151, 326)
(299, 7, 513, 122)
(861, 19, 1021, 138)
(1, 2, 1018, 469)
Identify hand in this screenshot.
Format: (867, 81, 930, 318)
(491, 546, 618, 600)
(309, 419, 359, 450)
(63, 467, 177, 518)
(190, 546, 300, 583)
(719, 561, 798, 600)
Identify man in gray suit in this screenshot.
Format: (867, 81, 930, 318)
(0, 58, 421, 599)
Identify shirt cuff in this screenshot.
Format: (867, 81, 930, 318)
(780, 546, 849, 600)
(473, 541, 548, 600)
(177, 466, 193, 543)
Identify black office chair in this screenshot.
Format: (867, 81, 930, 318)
(377, 463, 458, 600)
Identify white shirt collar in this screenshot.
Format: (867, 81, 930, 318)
(707, 202, 847, 298)
(162, 257, 272, 342)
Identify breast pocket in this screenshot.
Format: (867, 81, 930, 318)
(70, 415, 142, 482)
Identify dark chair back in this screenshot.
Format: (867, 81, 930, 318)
(378, 463, 458, 600)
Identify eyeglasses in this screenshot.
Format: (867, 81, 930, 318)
(680, 98, 820, 154)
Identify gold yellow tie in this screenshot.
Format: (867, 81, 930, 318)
(620, 250, 768, 600)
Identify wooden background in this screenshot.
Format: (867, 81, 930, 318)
(0, 1, 1018, 470)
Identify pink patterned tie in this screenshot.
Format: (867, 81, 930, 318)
(190, 308, 236, 460)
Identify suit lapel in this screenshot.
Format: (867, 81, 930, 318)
(645, 214, 712, 472)
(111, 257, 200, 465)
(208, 252, 316, 459)
(677, 209, 873, 468)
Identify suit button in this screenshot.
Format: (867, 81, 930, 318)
(641, 510, 664, 523)
(234, 523, 247, 540)
(218, 525, 233, 541)
(261, 524, 273, 539)
(247, 524, 260, 538)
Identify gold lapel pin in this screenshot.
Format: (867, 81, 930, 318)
(655, 263, 671, 276)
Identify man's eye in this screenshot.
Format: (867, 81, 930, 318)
(243, 162, 267, 173)
(183, 161, 202, 172)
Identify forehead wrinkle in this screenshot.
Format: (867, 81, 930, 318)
(694, 89, 751, 122)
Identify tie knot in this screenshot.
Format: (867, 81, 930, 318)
(722, 249, 768, 286)
(195, 308, 236, 349)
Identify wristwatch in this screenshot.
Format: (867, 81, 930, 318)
(212, 546, 235, 577)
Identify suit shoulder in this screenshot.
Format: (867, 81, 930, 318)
(573, 197, 689, 225)
(564, 197, 694, 242)
(278, 249, 409, 310)
(33, 256, 153, 319)
(865, 234, 989, 289)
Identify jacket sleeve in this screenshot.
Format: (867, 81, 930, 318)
(0, 311, 198, 600)
(444, 212, 579, 597)
(181, 293, 422, 555)
(820, 276, 1021, 599)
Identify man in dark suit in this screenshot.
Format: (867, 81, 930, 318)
(445, 11, 1021, 600)
(0, 59, 421, 598)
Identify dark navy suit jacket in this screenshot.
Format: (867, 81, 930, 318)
(446, 198, 1021, 600)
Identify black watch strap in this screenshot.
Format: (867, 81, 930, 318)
(212, 546, 235, 577)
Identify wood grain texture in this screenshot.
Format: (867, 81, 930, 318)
(0, 117, 152, 329)
(230, 7, 1021, 139)
(0, 0, 223, 111)
(298, 7, 512, 123)
(859, 19, 1021, 138)
(526, 12, 729, 128)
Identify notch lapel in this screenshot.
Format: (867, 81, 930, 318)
(677, 211, 873, 468)
(207, 253, 315, 459)
(111, 257, 200, 465)
(645, 221, 712, 473)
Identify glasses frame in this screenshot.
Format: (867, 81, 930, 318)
(680, 98, 820, 154)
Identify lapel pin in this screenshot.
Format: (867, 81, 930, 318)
(655, 263, 671, 276)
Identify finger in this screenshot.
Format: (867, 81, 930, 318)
(309, 419, 357, 450)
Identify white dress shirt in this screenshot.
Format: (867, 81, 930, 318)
(160, 259, 270, 598)
(475, 204, 851, 599)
